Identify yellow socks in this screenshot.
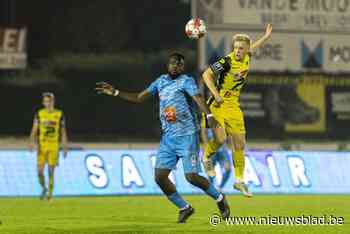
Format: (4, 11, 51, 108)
(49, 176, 54, 195)
(233, 150, 245, 183)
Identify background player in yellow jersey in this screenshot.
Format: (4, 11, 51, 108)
(202, 24, 272, 197)
(29, 92, 68, 200)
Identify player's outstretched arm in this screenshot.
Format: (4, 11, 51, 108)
(250, 23, 272, 53)
(202, 68, 223, 105)
(95, 82, 151, 103)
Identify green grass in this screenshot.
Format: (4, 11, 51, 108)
(0, 195, 349, 234)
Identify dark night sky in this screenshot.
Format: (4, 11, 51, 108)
(0, 0, 191, 62)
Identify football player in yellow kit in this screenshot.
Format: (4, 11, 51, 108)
(202, 24, 272, 197)
(29, 92, 68, 200)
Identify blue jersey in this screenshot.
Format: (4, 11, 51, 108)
(146, 74, 200, 137)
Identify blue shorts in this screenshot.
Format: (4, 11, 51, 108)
(156, 133, 201, 174)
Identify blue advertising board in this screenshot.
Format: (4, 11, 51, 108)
(0, 150, 350, 196)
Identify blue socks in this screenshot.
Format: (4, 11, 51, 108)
(205, 183, 221, 200)
(167, 192, 189, 209)
(208, 176, 215, 185)
(219, 170, 231, 189)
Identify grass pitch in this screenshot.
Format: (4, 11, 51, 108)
(0, 195, 349, 234)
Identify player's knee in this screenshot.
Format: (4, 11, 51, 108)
(154, 169, 171, 186)
(214, 137, 226, 146)
(37, 166, 44, 176)
(154, 173, 167, 186)
(234, 141, 245, 151)
(185, 173, 198, 185)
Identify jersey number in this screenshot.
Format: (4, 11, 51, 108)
(45, 127, 56, 137)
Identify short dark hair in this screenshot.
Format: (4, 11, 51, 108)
(169, 52, 185, 61)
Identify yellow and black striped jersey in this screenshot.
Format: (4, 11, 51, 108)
(34, 108, 65, 146)
(209, 52, 250, 105)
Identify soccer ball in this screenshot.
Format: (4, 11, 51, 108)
(185, 18, 207, 39)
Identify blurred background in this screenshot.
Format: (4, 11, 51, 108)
(0, 0, 350, 150)
(0, 2, 350, 225)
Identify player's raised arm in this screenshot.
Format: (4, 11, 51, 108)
(250, 23, 272, 53)
(29, 113, 39, 151)
(95, 81, 152, 103)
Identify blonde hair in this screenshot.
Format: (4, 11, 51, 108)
(232, 34, 251, 47)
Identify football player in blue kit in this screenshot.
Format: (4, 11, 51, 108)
(96, 52, 230, 223)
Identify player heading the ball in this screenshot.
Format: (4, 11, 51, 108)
(202, 24, 273, 198)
